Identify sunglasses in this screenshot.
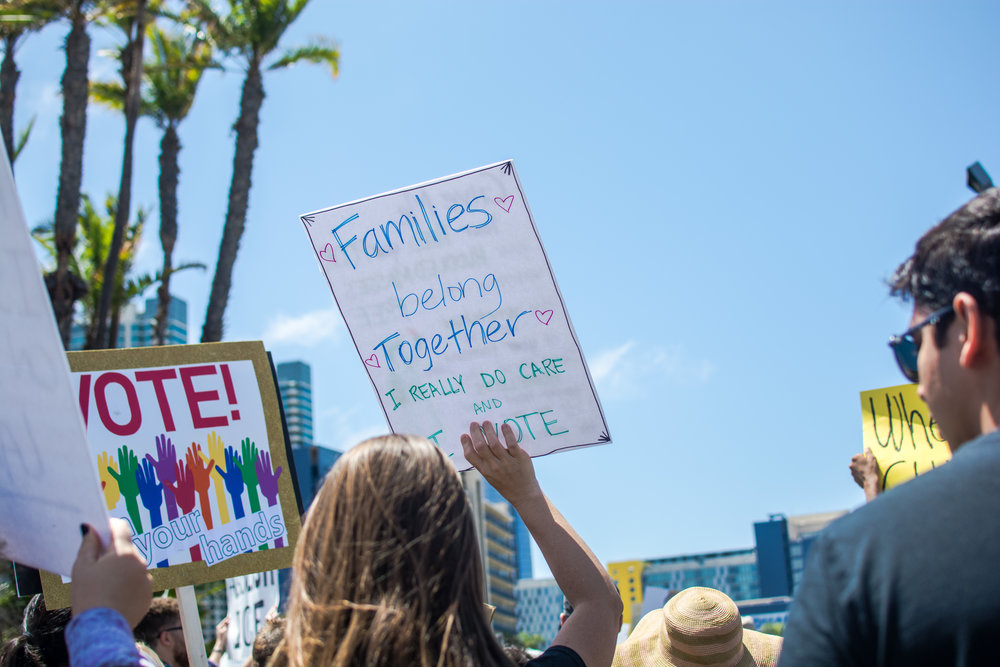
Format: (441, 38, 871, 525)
(888, 305, 953, 382)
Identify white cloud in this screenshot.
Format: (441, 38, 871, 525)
(587, 340, 715, 400)
(262, 309, 342, 346)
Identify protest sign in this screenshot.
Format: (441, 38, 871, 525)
(40, 342, 301, 606)
(859, 382, 951, 491)
(300, 160, 610, 468)
(221, 571, 280, 667)
(0, 140, 109, 576)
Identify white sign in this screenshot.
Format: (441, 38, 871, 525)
(0, 141, 109, 575)
(301, 160, 610, 468)
(222, 571, 280, 667)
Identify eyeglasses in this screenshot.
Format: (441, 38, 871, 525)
(159, 626, 184, 636)
(888, 305, 953, 382)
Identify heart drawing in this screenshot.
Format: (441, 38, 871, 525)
(495, 195, 514, 213)
(364, 354, 380, 369)
(535, 309, 554, 325)
(319, 243, 336, 262)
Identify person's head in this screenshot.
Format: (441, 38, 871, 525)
(889, 187, 1000, 447)
(279, 434, 511, 666)
(250, 616, 285, 667)
(0, 594, 71, 667)
(133, 597, 188, 667)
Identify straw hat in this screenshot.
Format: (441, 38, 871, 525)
(613, 587, 782, 667)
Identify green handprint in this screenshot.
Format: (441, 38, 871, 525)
(108, 445, 143, 533)
(235, 438, 261, 513)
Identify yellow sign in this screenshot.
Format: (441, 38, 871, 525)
(859, 383, 951, 491)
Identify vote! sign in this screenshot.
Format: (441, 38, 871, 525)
(301, 160, 610, 467)
(41, 342, 301, 605)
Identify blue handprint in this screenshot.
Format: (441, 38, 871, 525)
(215, 446, 247, 520)
(136, 458, 168, 567)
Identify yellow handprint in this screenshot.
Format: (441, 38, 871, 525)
(97, 451, 121, 511)
(203, 431, 231, 524)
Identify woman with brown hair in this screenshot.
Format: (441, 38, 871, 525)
(274, 420, 622, 666)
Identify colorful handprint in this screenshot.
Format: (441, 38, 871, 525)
(236, 438, 261, 513)
(254, 451, 283, 508)
(97, 451, 120, 511)
(136, 458, 167, 567)
(255, 450, 285, 549)
(146, 434, 179, 521)
(186, 442, 216, 530)
(204, 432, 231, 525)
(215, 446, 246, 520)
(108, 446, 143, 534)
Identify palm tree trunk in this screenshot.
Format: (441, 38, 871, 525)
(154, 123, 180, 346)
(201, 59, 264, 343)
(51, 4, 90, 347)
(0, 31, 21, 166)
(92, 0, 147, 350)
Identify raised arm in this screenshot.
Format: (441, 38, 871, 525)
(462, 421, 622, 666)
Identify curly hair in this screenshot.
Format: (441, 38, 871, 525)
(891, 187, 1000, 346)
(274, 434, 513, 667)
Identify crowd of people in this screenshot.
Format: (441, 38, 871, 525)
(2, 188, 999, 666)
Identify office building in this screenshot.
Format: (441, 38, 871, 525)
(463, 470, 519, 636)
(69, 295, 187, 350)
(515, 578, 564, 647)
(608, 510, 845, 629)
(276, 361, 313, 449)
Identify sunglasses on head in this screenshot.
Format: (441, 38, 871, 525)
(888, 305, 953, 382)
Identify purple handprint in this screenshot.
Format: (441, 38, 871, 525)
(146, 434, 179, 520)
(255, 450, 284, 549)
(215, 446, 246, 520)
(254, 451, 283, 508)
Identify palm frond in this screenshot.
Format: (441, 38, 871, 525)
(268, 41, 338, 76)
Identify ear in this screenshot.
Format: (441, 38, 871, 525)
(953, 292, 988, 369)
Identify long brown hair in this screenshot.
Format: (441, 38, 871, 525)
(275, 434, 513, 666)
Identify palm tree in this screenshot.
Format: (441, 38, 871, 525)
(0, 1, 60, 166)
(92, 22, 213, 345)
(91, 0, 148, 349)
(33, 194, 155, 348)
(188, 0, 338, 343)
(2, 0, 115, 345)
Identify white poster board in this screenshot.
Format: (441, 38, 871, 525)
(301, 160, 609, 468)
(0, 141, 109, 576)
(221, 571, 280, 667)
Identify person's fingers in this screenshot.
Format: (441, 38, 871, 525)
(109, 518, 140, 560)
(480, 421, 507, 460)
(501, 423, 526, 457)
(75, 524, 102, 567)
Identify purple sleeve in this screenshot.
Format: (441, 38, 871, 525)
(66, 608, 154, 667)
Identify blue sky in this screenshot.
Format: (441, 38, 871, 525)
(11, 1, 1000, 574)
